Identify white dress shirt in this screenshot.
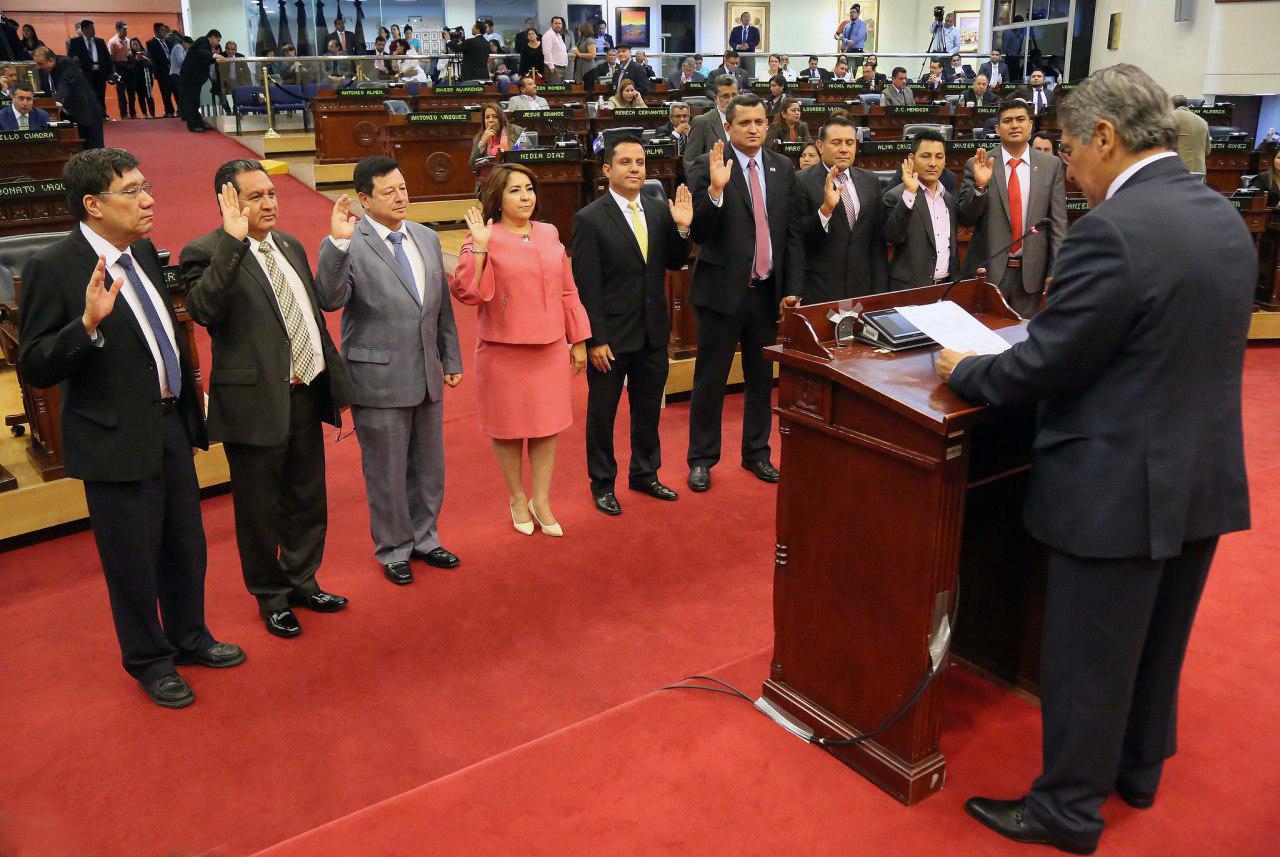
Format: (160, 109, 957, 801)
(84, 35, 99, 63)
(1106, 151, 1180, 201)
(248, 232, 326, 377)
(818, 165, 860, 231)
(80, 222, 179, 395)
(609, 188, 648, 252)
(901, 182, 952, 281)
(973, 145, 1032, 253)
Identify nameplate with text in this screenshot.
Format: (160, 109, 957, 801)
(510, 108, 572, 121)
(858, 141, 916, 155)
(537, 83, 573, 93)
(429, 84, 490, 96)
(0, 178, 65, 199)
(0, 129, 56, 144)
(750, 80, 799, 92)
(406, 110, 475, 123)
(1191, 105, 1232, 121)
(502, 148, 583, 163)
(800, 103, 846, 117)
(608, 107, 668, 118)
(680, 82, 707, 94)
(883, 105, 932, 115)
(1065, 198, 1090, 213)
(642, 142, 677, 158)
(776, 141, 808, 156)
(337, 88, 393, 98)
(822, 80, 859, 92)
(162, 265, 179, 287)
(1214, 141, 1250, 152)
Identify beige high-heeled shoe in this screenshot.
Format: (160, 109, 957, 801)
(510, 501, 535, 536)
(528, 499, 563, 537)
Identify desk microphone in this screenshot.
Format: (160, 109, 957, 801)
(938, 216, 1053, 303)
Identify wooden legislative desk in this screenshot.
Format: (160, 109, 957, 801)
(415, 82, 498, 110)
(589, 106, 672, 134)
(522, 82, 585, 108)
(1205, 141, 1252, 195)
(381, 110, 480, 201)
(0, 126, 83, 182)
(312, 86, 408, 164)
(507, 107, 589, 143)
(762, 280, 1043, 805)
(0, 178, 73, 237)
(500, 148, 584, 242)
(0, 264, 200, 482)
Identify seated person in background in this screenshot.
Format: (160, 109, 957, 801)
(798, 140, 821, 169)
(880, 66, 914, 106)
(668, 56, 706, 89)
(633, 51, 656, 80)
(0, 82, 50, 130)
(1030, 130, 1056, 155)
(710, 50, 750, 90)
(829, 56, 853, 83)
(947, 54, 974, 82)
(778, 54, 797, 82)
(765, 75, 787, 115)
(765, 97, 811, 146)
(882, 130, 958, 289)
(322, 38, 355, 83)
(919, 59, 946, 95)
(1015, 69, 1055, 115)
(801, 54, 830, 85)
(0, 64, 15, 96)
(863, 55, 889, 88)
(961, 73, 997, 107)
(583, 48, 618, 91)
(762, 54, 784, 82)
(856, 61, 883, 92)
(506, 74, 550, 110)
(658, 101, 692, 153)
(275, 44, 307, 85)
(1249, 147, 1280, 206)
(469, 102, 523, 186)
(488, 39, 514, 92)
(606, 77, 646, 109)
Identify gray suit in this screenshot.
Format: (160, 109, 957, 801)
(882, 182, 959, 289)
(682, 107, 728, 173)
(314, 216, 463, 564)
(880, 84, 915, 106)
(958, 146, 1067, 318)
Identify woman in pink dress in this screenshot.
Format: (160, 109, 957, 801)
(453, 164, 591, 537)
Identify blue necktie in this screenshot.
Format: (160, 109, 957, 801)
(386, 232, 421, 306)
(116, 253, 182, 398)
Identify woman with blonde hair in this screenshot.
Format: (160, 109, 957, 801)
(452, 165, 591, 536)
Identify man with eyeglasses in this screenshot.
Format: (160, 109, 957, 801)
(18, 149, 246, 709)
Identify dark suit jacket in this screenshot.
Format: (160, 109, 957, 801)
(881, 182, 958, 289)
(710, 64, 750, 90)
(729, 26, 761, 53)
(788, 163, 888, 302)
(949, 156, 1254, 560)
(1015, 85, 1056, 113)
(570, 192, 690, 353)
(460, 34, 490, 80)
(656, 121, 688, 155)
(666, 69, 705, 89)
(67, 35, 112, 85)
(978, 61, 1010, 83)
(179, 37, 216, 88)
(1248, 172, 1280, 207)
(960, 88, 997, 106)
(0, 106, 49, 130)
(18, 228, 208, 482)
(145, 36, 170, 75)
(612, 60, 651, 94)
(687, 146, 801, 313)
(583, 61, 614, 90)
(326, 30, 357, 54)
(51, 57, 105, 127)
(801, 66, 832, 85)
(181, 228, 352, 447)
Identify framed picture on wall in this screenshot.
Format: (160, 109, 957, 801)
(955, 10, 981, 53)
(615, 7, 651, 47)
(726, 2, 770, 54)
(832, 1, 878, 53)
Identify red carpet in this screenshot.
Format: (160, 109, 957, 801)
(0, 121, 1276, 856)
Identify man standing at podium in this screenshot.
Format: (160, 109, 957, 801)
(935, 65, 1254, 855)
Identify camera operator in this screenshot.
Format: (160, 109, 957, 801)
(930, 8, 960, 56)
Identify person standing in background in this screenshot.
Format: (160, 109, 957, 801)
(570, 21, 598, 84)
(168, 34, 188, 117)
(728, 11, 761, 76)
(106, 22, 132, 119)
(881, 130, 958, 289)
(1170, 95, 1210, 175)
(930, 11, 961, 56)
(452, 165, 591, 537)
(541, 16, 568, 84)
(122, 38, 157, 119)
(178, 30, 224, 133)
(33, 46, 105, 148)
(836, 5, 867, 53)
(68, 19, 111, 113)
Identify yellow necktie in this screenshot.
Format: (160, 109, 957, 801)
(628, 199, 647, 262)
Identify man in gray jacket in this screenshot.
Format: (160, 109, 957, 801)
(1171, 95, 1210, 174)
(682, 74, 737, 172)
(315, 156, 463, 585)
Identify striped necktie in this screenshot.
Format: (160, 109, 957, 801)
(258, 241, 319, 384)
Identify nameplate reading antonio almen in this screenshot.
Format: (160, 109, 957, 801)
(406, 111, 475, 123)
(608, 107, 667, 118)
(337, 88, 392, 98)
(501, 148, 584, 164)
(0, 129, 56, 143)
(0, 178, 65, 199)
(430, 84, 489, 95)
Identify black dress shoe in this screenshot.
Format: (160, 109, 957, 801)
(174, 642, 247, 669)
(629, 480, 678, 501)
(1115, 783, 1156, 809)
(263, 609, 303, 638)
(688, 465, 711, 492)
(593, 491, 622, 515)
(289, 590, 349, 613)
(139, 672, 195, 709)
(965, 798, 1096, 855)
(384, 561, 414, 584)
(742, 459, 780, 483)
(413, 547, 460, 569)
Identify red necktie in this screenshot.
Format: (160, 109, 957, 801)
(747, 159, 771, 281)
(1007, 157, 1023, 256)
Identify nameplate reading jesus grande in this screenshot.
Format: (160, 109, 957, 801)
(608, 107, 668, 118)
(0, 178, 65, 199)
(407, 111, 475, 123)
(501, 148, 583, 164)
(0, 130, 56, 143)
(430, 84, 489, 95)
(510, 108, 572, 121)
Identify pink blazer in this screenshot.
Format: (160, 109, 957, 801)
(452, 221, 592, 346)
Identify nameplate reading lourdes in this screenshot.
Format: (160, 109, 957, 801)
(430, 83, 489, 95)
(406, 110, 475, 123)
(800, 103, 840, 117)
(501, 148, 584, 164)
(0, 129, 56, 143)
(337, 87, 392, 98)
(0, 178, 65, 199)
(510, 108, 572, 121)
(608, 107, 668, 118)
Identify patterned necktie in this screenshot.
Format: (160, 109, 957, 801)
(115, 253, 181, 398)
(836, 171, 858, 230)
(386, 232, 422, 305)
(1007, 158, 1024, 256)
(17, 111, 27, 130)
(746, 159, 771, 281)
(628, 199, 648, 261)
(258, 241, 318, 384)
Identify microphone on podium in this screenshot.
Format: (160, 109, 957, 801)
(938, 216, 1053, 304)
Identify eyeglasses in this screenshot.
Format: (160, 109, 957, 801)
(97, 182, 153, 199)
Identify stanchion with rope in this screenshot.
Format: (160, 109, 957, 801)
(261, 66, 281, 140)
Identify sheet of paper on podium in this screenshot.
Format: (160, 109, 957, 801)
(894, 301, 1013, 355)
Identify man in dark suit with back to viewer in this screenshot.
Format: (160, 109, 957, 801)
(33, 46, 105, 149)
(936, 64, 1255, 856)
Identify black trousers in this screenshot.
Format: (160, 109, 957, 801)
(83, 409, 214, 683)
(1026, 537, 1218, 847)
(114, 76, 133, 118)
(155, 70, 176, 115)
(77, 121, 105, 150)
(222, 382, 328, 614)
(687, 282, 777, 468)
(179, 82, 205, 130)
(585, 342, 669, 495)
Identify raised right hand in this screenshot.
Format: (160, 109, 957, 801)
(901, 157, 920, 194)
(821, 166, 842, 216)
(330, 193, 357, 240)
(708, 140, 732, 197)
(82, 257, 123, 335)
(219, 182, 250, 241)
(464, 205, 492, 249)
(972, 147, 994, 188)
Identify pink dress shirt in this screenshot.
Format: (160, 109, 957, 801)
(902, 183, 952, 281)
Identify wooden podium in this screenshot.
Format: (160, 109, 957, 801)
(761, 280, 1046, 806)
